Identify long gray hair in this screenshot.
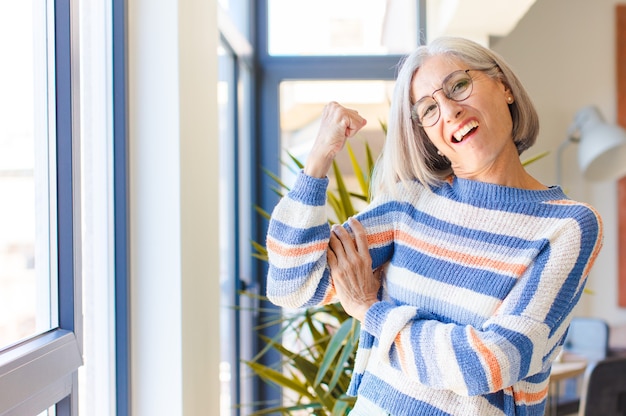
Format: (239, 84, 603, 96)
(371, 36, 539, 197)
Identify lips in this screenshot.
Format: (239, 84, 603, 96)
(452, 120, 479, 143)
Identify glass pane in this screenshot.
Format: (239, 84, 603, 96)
(0, 1, 56, 349)
(37, 405, 56, 416)
(279, 80, 392, 213)
(217, 42, 236, 416)
(268, 0, 417, 55)
(218, 0, 250, 40)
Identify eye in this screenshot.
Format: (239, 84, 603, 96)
(416, 99, 438, 121)
(449, 78, 471, 97)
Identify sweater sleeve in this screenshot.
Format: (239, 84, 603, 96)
(266, 171, 395, 309)
(361, 204, 603, 396)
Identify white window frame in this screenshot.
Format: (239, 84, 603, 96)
(0, 0, 83, 414)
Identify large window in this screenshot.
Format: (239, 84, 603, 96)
(251, 1, 408, 414)
(0, 0, 57, 354)
(218, 2, 255, 416)
(267, 0, 418, 55)
(0, 0, 83, 414)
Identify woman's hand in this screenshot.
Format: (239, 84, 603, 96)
(327, 217, 380, 322)
(304, 102, 367, 178)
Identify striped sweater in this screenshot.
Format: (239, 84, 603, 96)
(266, 171, 603, 416)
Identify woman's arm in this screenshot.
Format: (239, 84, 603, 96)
(329, 210, 603, 396)
(265, 102, 367, 308)
(265, 178, 394, 309)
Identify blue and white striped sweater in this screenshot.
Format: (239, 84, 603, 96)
(266, 171, 603, 415)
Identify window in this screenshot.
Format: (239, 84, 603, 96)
(0, 0, 82, 414)
(0, 0, 57, 354)
(267, 0, 418, 55)
(251, 1, 410, 413)
(218, 3, 255, 416)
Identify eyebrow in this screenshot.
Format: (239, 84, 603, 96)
(413, 70, 460, 103)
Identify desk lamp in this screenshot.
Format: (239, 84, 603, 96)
(556, 105, 626, 184)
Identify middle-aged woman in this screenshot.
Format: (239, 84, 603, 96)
(265, 36, 604, 415)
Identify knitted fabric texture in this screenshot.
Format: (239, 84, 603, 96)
(266, 171, 603, 416)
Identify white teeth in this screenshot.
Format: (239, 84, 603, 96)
(452, 120, 479, 142)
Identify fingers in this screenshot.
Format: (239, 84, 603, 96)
(327, 220, 378, 323)
(348, 217, 368, 255)
(331, 218, 369, 255)
(303, 102, 367, 178)
(324, 101, 367, 138)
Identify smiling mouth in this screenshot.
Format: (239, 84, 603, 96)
(452, 120, 479, 143)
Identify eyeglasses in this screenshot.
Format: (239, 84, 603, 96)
(411, 69, 476, 128)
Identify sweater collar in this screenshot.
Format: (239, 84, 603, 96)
(446, 176, 567, 204)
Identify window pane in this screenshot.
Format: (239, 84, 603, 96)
(218, 42, 236, 416)
(279, 80, 391, 208)
(0, 1, 57, 349)
(219, 0, 250, 41)
(268, 0, 417, 56)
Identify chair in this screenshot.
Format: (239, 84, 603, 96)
(563, 317, 610, 361)
(556, 317, 610, 415)
(577, 356, 626, 416)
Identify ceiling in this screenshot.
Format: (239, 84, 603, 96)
(426, 0, 537, 46)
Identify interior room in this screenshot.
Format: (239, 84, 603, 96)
(1, 0, 625, 415)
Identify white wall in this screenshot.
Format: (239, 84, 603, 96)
(128, 0, 220, 414)
(494, 0, 626, 326)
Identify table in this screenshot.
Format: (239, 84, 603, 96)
(546, 357, 588, 416)
(550, 360, 587, 382)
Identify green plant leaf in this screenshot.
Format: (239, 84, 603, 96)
(262, 168, 290, 194)
(521, 150, 549, 167)
(328, 320, 359, 392)
(327, 191, 345, 223)
(244, 361, 314, 400)
(285, 351, 337, 411)
(253, 205, 271, 221)
(314, 317, 354, 386)
(346, 142, 368, 197)
(332, 160, 356, 220)
(331, 395, 354, 416)
(249, 402, 324, 416)
(378, 119, 387, 135)
(286, 151, 305, 170)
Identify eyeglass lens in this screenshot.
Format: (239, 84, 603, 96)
(412, 70, 473, 127)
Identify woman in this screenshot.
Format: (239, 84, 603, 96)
(265, 37, 603, 415)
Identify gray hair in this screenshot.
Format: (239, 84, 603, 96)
(371, 36, 539, 196)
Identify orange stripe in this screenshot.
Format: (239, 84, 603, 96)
(469, 329, 503, 390)
(321, 280, 336, 305)
(582, 213, 604, 278)
(397, 230, 527, 276)
(394, 332, 407, 370)
(512, 384, 549, 404)
(367, 230, 394, 246)
(266, 238, 328, 257)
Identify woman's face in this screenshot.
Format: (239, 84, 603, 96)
(411, 55, 515, 180)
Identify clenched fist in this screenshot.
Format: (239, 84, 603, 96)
(304, 102, 367, 178)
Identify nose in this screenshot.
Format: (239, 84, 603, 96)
(436, 93, 463, 123)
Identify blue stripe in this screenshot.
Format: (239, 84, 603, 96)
(392, 245, 518, 296)
(267, 262, 331, 306)
(357, 373, 453, 416)
(268, 219, 329, 245)
(484, 323, 534, 377)
(451, 326, 490, 394)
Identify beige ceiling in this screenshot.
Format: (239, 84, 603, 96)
(426, 0, 537, 45)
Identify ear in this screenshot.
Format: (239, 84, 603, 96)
(501, 82, 514, 104)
